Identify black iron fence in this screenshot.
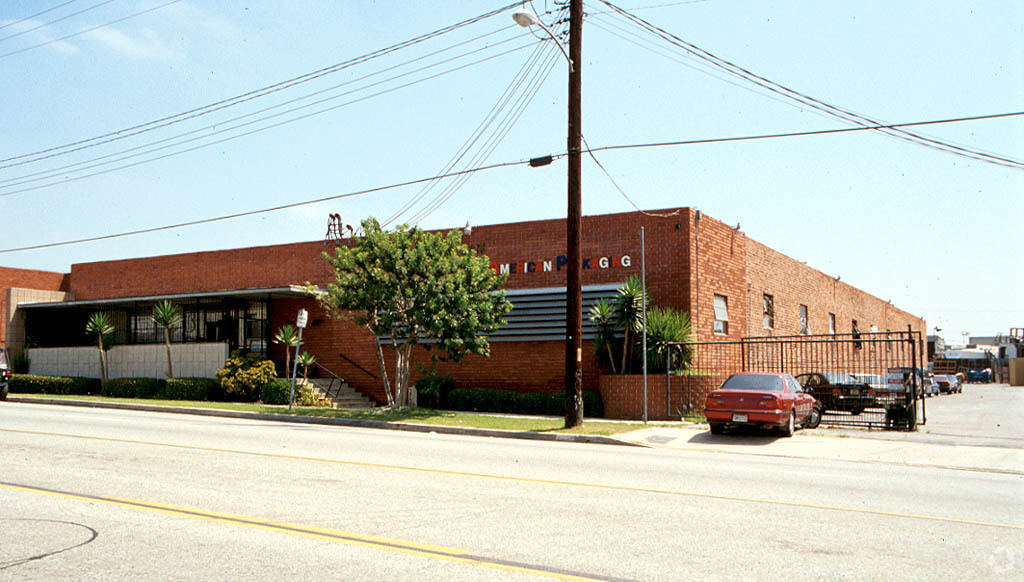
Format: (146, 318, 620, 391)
(667, 331, 925, 430)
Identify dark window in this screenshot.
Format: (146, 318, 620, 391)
(852, 319, 862, 349)
(762, 293, 775, 329)
(799, 304, 809, 335)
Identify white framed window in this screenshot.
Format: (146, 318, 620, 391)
(799, 304, 809, 335)
(713, 294, 729, 334)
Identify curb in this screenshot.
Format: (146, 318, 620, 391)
(6, 397, 645, 448)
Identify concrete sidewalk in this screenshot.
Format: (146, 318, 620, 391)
(613, 424, 1024, 475)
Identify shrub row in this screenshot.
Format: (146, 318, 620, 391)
(260, 380, 322, 406)
(446, 387, 604, 418)
(9, 374, 100, 395)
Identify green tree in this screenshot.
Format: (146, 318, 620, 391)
(306, 217, 512, 407)
(643, 306, 694, 373)
(588, 298, 618, 374)
(614, 276, 646, 374)
(274, 324, 299, 381)
(151, 300, 182, 379)
(85, 312, 115, 387)
(296, 351, 316, 383)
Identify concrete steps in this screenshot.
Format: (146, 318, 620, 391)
(305, 378, 374, 409)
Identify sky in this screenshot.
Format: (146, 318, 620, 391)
(1, 0, 1021, 346)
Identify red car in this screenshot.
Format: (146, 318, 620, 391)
(705, 373, 819, 436)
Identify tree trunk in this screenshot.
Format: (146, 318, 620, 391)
(164, 327, 174, 379)
(284, 348, 291, 382)
(373, 336, 393, 407)
(606, 341, 618, 374)
(621, 327, 631, 374)
(96, 337, 106, 387)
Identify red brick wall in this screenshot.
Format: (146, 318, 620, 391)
(0, 267, 69, 348)
(690, 211, 748, 343)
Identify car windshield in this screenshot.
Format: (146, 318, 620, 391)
(823, 372, 856, 384)
(721, 374, 785, 392)
(0, 349, 7, 368)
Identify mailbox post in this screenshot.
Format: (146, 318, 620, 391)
(289, 309, 308, 410)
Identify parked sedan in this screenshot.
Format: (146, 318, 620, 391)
(0, 347, 9, 400)
(934, 374, 961, 394)
(705, 373, 819, 437)
(795, 372, 876, 415)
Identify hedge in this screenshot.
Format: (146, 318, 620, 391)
(446, 388, 603, 418)
(9, 374, 101, 396)
(260, 380, 291, 405)
(101, 377, 167, 399)
(166, 378, 219, 401)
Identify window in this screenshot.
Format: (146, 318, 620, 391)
(799, 304, 809, 335)
(762, 293, 775, 329)
(852, 319, 862, 349)
(829, 313, 836, 335)
(713, 294, 729, 334)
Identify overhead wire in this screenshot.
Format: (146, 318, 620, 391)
(0, 0, 115, 43)
(0, 0, 183, 60)
(595, 0, 1024, 170)
(0, 25, 531, 192)
(0, 1, 525, 167)
(0, 1, 81, 32)
(399, 10, 568, 226)
(1, 111, 1013, 255)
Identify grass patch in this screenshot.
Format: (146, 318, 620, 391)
(11, 394, 674, 436)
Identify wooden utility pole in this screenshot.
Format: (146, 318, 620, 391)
(565, 0, 584, 428)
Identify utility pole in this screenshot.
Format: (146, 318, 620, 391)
(565, 0, 584, 428)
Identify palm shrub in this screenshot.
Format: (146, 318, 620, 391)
(152, 300, 183, 379)
(274, 325, 299, 380)
(588, 298, 618, 374)
(644, 306, 694, 373)
(614, 276, 646, 374)
(296, 351, 316, 383)
(85, 312, 115, 387)
(215, 351, 277, 401)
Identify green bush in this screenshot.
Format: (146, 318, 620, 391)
(9, 374, 100, 395)
(261, 380, 322, 407)
(445, 388, 603, 418)
(101, 377, 167, 399)
(261, 380, 291, 405)
(414, 374, 453, 409)
(166, 378, 218, 401)
(215, 351, 278, 402)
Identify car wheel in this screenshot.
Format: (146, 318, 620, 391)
(850, 406, 864, 416)
(805, 405, 822, 429)
(780, 411, 795, 437)
(0, 384, 7, 400)
(709, 422, 724, 435)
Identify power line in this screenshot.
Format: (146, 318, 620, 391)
(596, 0, 1024, 170)
(0, 2, 523, 166)
(0, 0, 184, 60)
(0, 159, 530, 254)
(0, 0, 115, 43)
(1, 110, 1015, 254)
(0, 1, 81, 32)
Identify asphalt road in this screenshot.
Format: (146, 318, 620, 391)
(1, 396, 1022, 581)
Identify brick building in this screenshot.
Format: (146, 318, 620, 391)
(2, 208, 925, 407)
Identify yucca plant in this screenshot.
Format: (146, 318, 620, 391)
(643, 306, 694, 373)
(588, 298, 618, 374)
(85, 312, 115, 387)
(614, 276, 647, 373)
(296, 351, 316, 383)
(151, 300, 182, 379)
(274, 324, 299, 380)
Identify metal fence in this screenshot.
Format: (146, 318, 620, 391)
(667, 331, 925, 431)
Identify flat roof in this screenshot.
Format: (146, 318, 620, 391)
(18, 286, 310, 309)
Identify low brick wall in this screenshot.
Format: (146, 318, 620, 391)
(27, 343, 229, 379)
(599, 373, 727, 420)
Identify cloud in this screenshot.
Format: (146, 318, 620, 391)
(0, 18, 79, 54)
(84, 26, 176, 60)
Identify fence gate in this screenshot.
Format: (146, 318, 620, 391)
(668, 331, 925, 431)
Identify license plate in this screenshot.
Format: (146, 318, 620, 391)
(849, 389, 860, 396)
(732, 414, 748, 423)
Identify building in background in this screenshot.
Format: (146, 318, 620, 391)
(1, 208, 926, 406)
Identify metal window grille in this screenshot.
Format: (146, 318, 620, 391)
(762, 293, 774, 329)
(799, 304, 809, 335)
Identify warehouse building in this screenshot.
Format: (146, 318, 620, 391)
(1, 208, 926, 410)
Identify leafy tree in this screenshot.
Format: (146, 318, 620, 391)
(615, 276, 646, 374)
(151, 300, 182, 379)
(644, 306, 694, 373)
(306, 217, 512, 407)
(296, 351, 316, 383)
(85, 312, 115, 387)
(274, 324, 299, 381)
(588, 298, 618, 374)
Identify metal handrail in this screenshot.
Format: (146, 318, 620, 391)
(338, 351, 378, 381)
(310, 361, 346, 400)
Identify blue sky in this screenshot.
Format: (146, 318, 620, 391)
(1, 0, 1021, 345)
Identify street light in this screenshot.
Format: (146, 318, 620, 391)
(514, 2, 584, 428)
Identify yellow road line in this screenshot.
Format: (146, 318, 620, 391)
(3, 427, 1022, 531)
(0, 481, 624, 582)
